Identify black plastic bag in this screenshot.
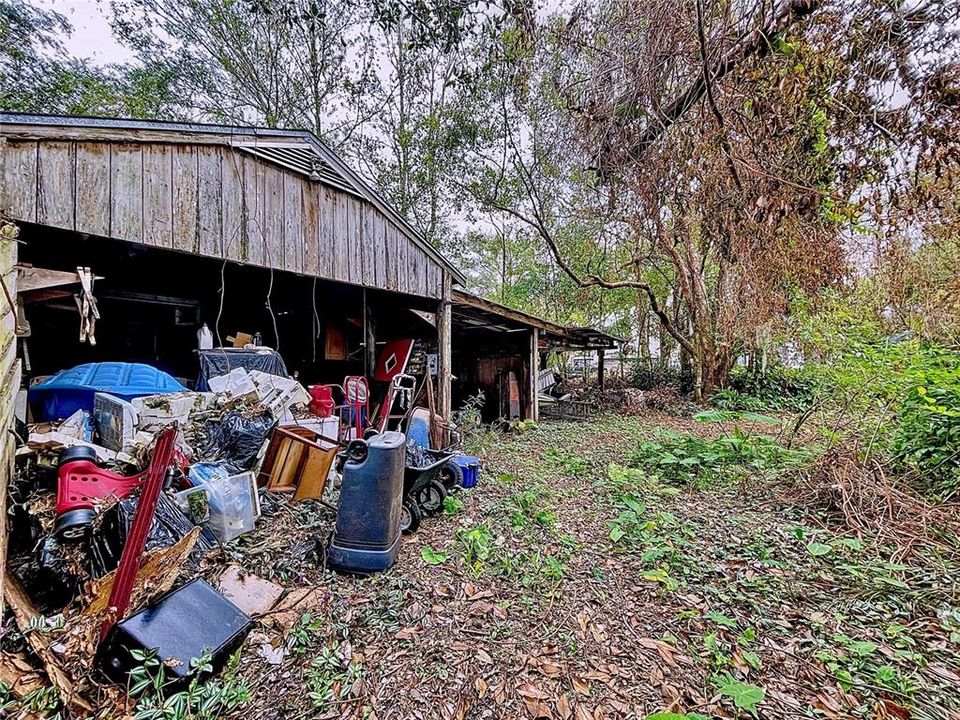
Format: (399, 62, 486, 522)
(199, 411, 275, 471)
(31, 535, 87, 610)
(89, 491, 217, 578)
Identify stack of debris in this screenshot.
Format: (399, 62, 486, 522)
(4, 360, 341, 714)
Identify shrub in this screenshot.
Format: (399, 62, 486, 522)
(631, 362, 694, 394)
(889, 356, 960, 500)
(712, 366, 819, 412)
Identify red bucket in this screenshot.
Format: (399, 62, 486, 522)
(309, 385, 335, 418)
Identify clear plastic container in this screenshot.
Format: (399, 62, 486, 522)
(174, 471, 260, 543)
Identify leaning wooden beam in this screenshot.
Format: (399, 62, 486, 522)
(2, 572, 94, 714)
(0, 217, 21, 615)
(437, 271, 453, 427)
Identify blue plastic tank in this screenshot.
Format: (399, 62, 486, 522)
(327, 432, 405, 574)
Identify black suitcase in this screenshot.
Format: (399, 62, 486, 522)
(97, 578, 252, 685)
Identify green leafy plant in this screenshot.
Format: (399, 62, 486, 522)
(628, 430, 803, 486)
(605, 469, 696, 589)
(421, 546, 448, 565)
(806, 541, 833, 557)
(305, 642, 363, 709)
(545, 446, 591, 475)
(288, 612, 323, 654)
(889, 355, 960, 499)
(711, 366, 819, 412)
(715, 675, 765, 716)
(443, 495, 463, 515)
(457, 523, 495, 571)
(129, 649, 250, 720)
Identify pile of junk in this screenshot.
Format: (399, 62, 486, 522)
(3, 344, 480, 715)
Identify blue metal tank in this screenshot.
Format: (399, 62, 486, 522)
(327, 432, 405, 573)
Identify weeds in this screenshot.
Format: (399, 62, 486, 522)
(604, 465, 696, 590)
(305, 642, 363, 709)
(457, 523, 495, 573)
(628, 430, 803, 486)
(506, 484, 557, 530)
(288, 612, 323, 654)
(443, 494, 463, 515)
(545, 446, 591, 475)
(129, 649, 250, 720)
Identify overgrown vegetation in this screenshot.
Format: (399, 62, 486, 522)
(627, 429, 806, 488)
(129, 649, 251, 720)
(710, 367, 818, 412)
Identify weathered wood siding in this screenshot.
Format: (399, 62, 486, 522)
(0, 139, 445, 299)
(0, 216, 22, 613)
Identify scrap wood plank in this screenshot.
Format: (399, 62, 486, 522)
(2, 572, 94, 714)
(217, 564, 284, 616)
(0, 651, 46, 699)
(15, 265, 103, 294)
(83, 527, 200, 619)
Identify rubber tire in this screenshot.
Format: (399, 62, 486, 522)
(439, 460, 464, 491)
(415, 478, 447, 517)
(400, 499, 422, 535)
(59, 445, 99, 467)
(346, 439, 368, 463)
(54, 508, 96, 541)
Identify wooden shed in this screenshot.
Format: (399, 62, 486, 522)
(451, 290, 620, 422)
(0, 113, 462, 418)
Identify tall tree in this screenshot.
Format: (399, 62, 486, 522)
(111, 0, 369, 139)
(348, 2, 514, 247)
(0, 0, 178, 117)
(474, 0, 960, 398)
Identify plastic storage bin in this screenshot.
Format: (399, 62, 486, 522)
(454, 455, 480, 488)
(175, 471, 260, 543)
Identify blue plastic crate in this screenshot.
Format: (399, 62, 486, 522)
(453, 455, 480, 488)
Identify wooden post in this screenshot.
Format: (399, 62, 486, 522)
(597, 348, 606, 394)
(436, 271, 452, 427)
(530, 328, 540, 422)
(0, 216, 22, 615)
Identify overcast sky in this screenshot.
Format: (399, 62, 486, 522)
(35, 0, 133, 64)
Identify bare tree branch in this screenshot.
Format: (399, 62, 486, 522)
(596, 0, 820, 170)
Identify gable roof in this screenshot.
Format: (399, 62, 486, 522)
(0, 112, 465, 284)
(452, 289, 621, 349)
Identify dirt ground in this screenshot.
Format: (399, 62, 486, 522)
(5, 412, 959, 720)
(213, 413, 960, 720)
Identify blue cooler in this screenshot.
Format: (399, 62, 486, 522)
(327, 432, 405, 574)
(454, 455, 480, 488)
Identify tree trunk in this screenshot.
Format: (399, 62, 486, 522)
(635, 289, 651, 365)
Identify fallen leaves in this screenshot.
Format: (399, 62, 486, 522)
(572, 676, 591, 696)
(394, 626, 421, 640)
(516, 681, 551, 700)
(636, 637, 681, 668)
